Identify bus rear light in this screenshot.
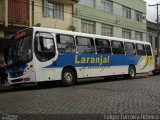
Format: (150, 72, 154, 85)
(24, 77, 30, 81)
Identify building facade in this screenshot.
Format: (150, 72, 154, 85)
(0, 0, 78, 52)
(73, 0, 147, 41)
(31, 0, 78, 29)
(147, 21, 160, 56)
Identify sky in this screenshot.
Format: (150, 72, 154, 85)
(144, 0, 160, 22)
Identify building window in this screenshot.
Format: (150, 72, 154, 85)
(44, 0, 64, 20)
(101, 24, 112, 36)
(81, 20, 95, 34)
(135, 11, 142, 22)
(135, 32, 142, 41)
(101, 0, 113, 13)
(122, 6, 131, 19)
(79, 0, 95, 7)
(122, 29, 131, 39)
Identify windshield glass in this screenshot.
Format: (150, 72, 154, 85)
(7, 28, 33, 66)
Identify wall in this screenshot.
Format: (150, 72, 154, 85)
(8, 0, 29, 26)
(31, 0, 73, 30)
(112, 0, 146, 13)
(0, 30, 4, 37)
(0, 0, 4, 22)
(147, 21, 160, 55)
(73, 0, 147, 41)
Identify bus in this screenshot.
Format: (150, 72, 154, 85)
(7, 27, 154, 86)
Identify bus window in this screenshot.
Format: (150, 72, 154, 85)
(95, 39, 111, 53)
(76, 37, 95, 53)
(56, 34, 75, 53)
(124, 42, 136, 55)
(35, 32, 55, 62)
(136, 44, 146, 55)
(111, 41, 125, 54)
(145, 45, 152, 56)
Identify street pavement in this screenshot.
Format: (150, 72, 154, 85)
(0, 74, 160, 120)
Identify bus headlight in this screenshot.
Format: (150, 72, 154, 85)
(24, 77, 30, 81)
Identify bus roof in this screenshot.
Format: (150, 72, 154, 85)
(31, 27, 150, 45)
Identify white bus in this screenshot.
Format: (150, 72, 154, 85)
(7, 27, 154, 86)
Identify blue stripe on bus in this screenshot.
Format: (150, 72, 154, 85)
(44, 53, 140, 68)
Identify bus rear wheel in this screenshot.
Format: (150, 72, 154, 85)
(62, 68, 76, 87)
(127, 66, 136, 79)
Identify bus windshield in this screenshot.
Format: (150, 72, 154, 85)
(7, 28, 33, 66)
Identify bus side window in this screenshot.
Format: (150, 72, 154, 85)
(34, 32, 55, 62)
(136, 44, 146, 56)
(124, 42, 136, 55)
(111, 41, 125, 54)
(95, 39, 111, 54)
(39, 36, 45, 51)
(76, 37, 95, 53)
(35, 32, 55, 52)
(145, 45, 152, 56)
(56, 34, 75, 53)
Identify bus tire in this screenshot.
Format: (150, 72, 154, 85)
(62, 68, 76, 87)
(127, 66, 136, 79)
(152, 71, 159, 76)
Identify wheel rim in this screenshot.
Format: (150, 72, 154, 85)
(64, 72, 72, 83)
(130, 68, 135, 77)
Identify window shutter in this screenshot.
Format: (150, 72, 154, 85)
(43, 0, 48, 17)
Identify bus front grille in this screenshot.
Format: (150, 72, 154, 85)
(11, 79, 23, 83)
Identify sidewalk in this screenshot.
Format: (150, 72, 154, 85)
(0, 72, 156, 90)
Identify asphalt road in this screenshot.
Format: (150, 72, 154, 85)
(0, 74, 160, 120)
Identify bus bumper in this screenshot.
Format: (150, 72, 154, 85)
(8, 72, 36, 85)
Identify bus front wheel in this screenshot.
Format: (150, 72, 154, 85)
(127, 66, 136, 79)
(62, 68, 76, 87)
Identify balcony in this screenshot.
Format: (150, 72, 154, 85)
(49, 0, 79, 4)
(8, 0, 29, 26)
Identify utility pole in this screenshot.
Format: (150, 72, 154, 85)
(149, 3, 160, 60)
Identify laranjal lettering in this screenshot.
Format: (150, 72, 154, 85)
(75, 55, 110, 65)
